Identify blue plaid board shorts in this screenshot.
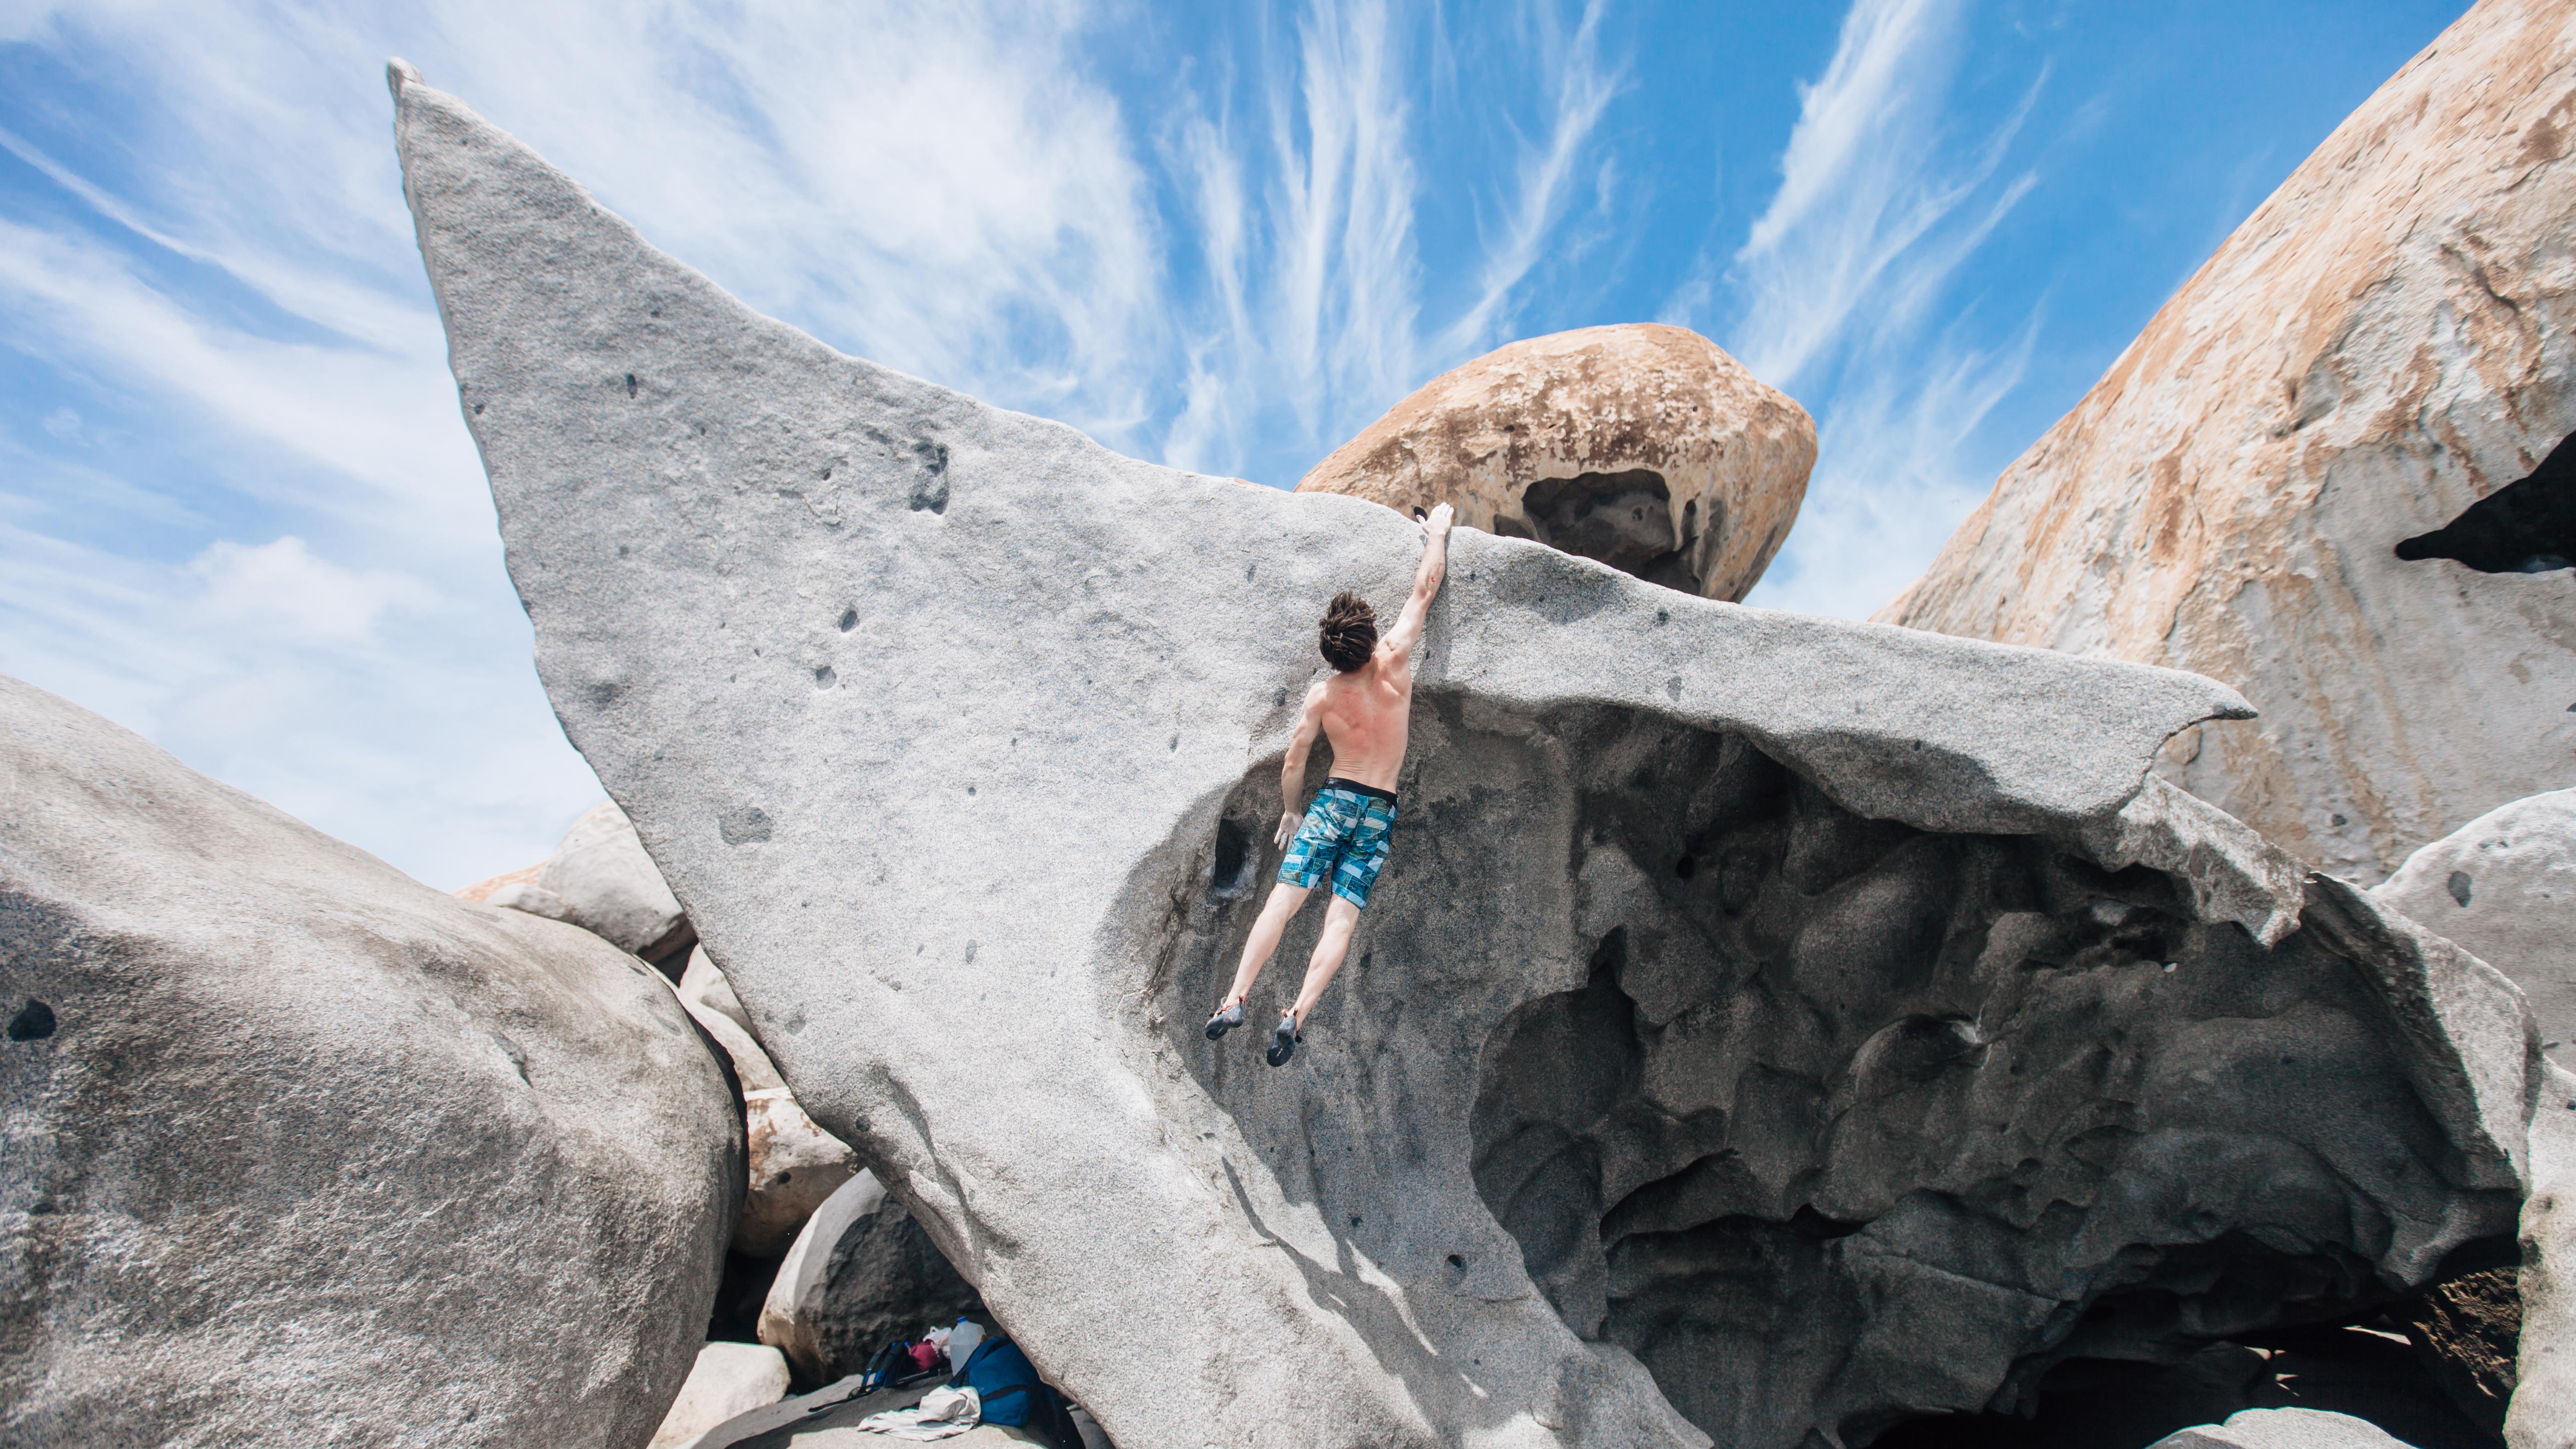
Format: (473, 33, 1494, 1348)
(1279, 779, 1400, 908)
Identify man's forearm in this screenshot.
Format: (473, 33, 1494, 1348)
(1280, 759, 1305, 815)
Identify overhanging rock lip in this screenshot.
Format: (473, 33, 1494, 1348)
(1401, 517, 2256, 837)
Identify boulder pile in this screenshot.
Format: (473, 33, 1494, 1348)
(17, 8, 2576, 1444)
(454, 798, 990, 1436)
(671, 946, 862, 1259)
(387, 53, 2554, 1449)
(0, 675, 741, 1448)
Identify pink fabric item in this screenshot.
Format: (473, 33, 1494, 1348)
(908, 1341, 942, 1373)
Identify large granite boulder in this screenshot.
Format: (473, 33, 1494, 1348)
(391, 62, 2542, 1449)
(1876, 0, 2576, 882)
(0, 673, 742, 1448)
(491, 800, 696, 967)
(757, 1170, 985, 1383)
(1296, 323, 1814, 601)
(2376, 788, 2576, 1066)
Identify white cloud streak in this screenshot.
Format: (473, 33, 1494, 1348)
(1729, 0, 2036, 391)
(1710, 0, 2045, 619)
(1162, 0, 1626, 482)
(1434, 0, 1621, 360)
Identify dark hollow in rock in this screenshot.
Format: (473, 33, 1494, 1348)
(2395, 430, 2576, 573)
(1869, 1323, 2500, 1449)
(708, 1249, 786, 1345)
(1210, 817, 1256, 900)
(796, 1205, 983, 1385)
(1155, 698, 2522, 1449)
(6, 998, 54, 1041)
(1522, 470, 1708, 594)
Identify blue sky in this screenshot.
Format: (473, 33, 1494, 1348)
(0, 0, 2462, 888)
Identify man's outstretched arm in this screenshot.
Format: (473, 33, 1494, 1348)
(1382, 502, 1454, 664)
(1275, 686, 1325, 847)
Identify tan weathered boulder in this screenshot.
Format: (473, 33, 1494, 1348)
(1297, 323, 1814, 600)
(491, 801, 697, 966)
(645, 1343, 790, 1449)
(674, 948, 860, 1257)
(739, 1088, 861, 1258)
(455, 861, 540, 902)
(1877, 0, 2576, 882)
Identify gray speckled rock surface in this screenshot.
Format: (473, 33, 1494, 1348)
(2377, 788, 2576, 1070)
(391, 63, 2541, 1449)
(0, 673, 742, 1449)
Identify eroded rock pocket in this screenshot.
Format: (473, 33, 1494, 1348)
(2396, 431, 2576, 574)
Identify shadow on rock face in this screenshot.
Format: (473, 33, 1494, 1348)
(2395, 430, 2576, 575)
(1139, 693, 2520, 1449)
(1871, 1321, 2501, 1449)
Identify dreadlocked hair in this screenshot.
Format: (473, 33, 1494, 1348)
(1318, 591, 1378, 672)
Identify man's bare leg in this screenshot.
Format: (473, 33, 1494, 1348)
(1286, 894, 1364, 1027)
(1216, 882, 1311, 1012)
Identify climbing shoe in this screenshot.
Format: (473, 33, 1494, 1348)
(1266, 1012, 1302, 1067)
(1204, 1001, 1244, 1041)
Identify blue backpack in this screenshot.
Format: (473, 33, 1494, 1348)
(947, 1336, 1078, 1444)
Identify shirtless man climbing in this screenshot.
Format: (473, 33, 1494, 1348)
(1207, 502, 1454, 1067)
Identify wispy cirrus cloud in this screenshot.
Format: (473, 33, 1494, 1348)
(1433, 0, 1622, 361)
(1680, 0, 2045, 618)
(1161, 0, 1627, 482)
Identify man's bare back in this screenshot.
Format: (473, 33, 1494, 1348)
(1298, 655, 1412, 793)
(1205, 504, 1454, 1066)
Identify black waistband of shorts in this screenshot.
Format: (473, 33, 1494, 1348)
(1323, 777, 1399, 806)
